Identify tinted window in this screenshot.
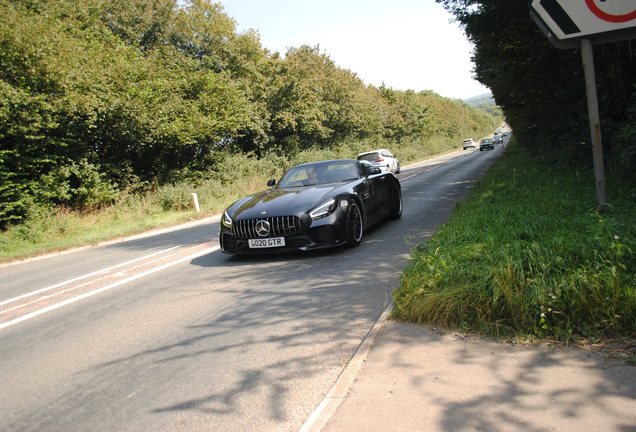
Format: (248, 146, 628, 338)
(358, 153, 380, 162)
(277, 161, 359, 188)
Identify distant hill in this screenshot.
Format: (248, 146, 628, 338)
(463, 92, 494, 106)
(464, 92, 502, 117)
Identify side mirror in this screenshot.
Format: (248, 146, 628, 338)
(368, 167, 382, 176)
(267, 179, 276, 187)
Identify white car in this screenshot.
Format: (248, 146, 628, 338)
(356, 149, 400, 174)
(463, 138, 477, 150)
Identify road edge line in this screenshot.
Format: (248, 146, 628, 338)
(0, 216, 221, 268)
(298, 303, 393, 432)
(0, 245, 220, 331)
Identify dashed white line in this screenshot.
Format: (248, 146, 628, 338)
(0, 245, 219, 331)
(0, 246, 182, 308)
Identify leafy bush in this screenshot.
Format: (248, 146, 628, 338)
(34, 159, 119, 210)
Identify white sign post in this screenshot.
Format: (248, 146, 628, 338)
(529, 0, 636, 212)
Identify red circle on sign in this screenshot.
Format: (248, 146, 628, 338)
(585, 0, 636, 23)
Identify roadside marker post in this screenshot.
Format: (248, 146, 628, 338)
(529, 0, 636, 213)
(191, 193, 200, 212)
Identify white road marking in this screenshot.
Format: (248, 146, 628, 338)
(0, 245, 219, 331)
(298, 304, 393, 432)
(0, 246, 182, 307)
(0, 245, 205, 314)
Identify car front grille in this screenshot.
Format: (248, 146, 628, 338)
(231, 216, 304, 238)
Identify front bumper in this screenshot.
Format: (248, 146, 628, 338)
(220, 225, 344, 254)
(219, 208, 349, 255)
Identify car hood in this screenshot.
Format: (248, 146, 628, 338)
(229, 183, 351, 219)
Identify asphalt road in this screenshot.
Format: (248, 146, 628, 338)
(0, 140, 506, 432)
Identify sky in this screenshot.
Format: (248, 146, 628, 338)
(219, 0, 491, 100)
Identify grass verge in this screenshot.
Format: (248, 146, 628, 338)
(393, 137, 636, 358)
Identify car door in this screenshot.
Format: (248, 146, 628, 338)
(354, 165, 372, 208)
(355, 163, 378, 224)
(363, 170, 391, 225)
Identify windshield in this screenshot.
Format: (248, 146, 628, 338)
(357, 153, 380, 162)
(277, 161, 360, 188)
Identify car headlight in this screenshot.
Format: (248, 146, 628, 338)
(310, 198, 338, 220)
(222, 210, 233, 228)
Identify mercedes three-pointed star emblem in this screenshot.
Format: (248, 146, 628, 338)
(255, 220, 270, 237)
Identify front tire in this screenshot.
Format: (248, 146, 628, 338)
(346, 200, 363, 247)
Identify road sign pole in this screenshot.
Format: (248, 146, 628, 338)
(580, 38, 607, 213)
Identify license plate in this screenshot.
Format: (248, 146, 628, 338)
(248, 237, 285, 248)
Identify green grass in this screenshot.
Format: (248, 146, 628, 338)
(393, 137, 636, 343)
(0, 183, 236, 262)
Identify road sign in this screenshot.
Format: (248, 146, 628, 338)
(529, 0, 636, 49)
(527, 1, 634, 211)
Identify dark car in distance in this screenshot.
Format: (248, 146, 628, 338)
(480, 138, 494, 151)
(219, 159, 402, 254)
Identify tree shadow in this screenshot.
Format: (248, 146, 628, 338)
(365, 322, 636, 432)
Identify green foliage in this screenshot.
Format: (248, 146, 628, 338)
(0, 0, 496, 228)
(0, 0, 258, 222)
(604, 87, 636, 179)
(393, 138, 636, 340)
(211, 150, 288, 186)
(34, 159, 118, 210)
(436, 0, 636, 174)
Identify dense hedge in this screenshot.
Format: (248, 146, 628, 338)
(436, 0, 636, 176)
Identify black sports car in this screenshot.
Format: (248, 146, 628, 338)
(220, 159, 402, 254)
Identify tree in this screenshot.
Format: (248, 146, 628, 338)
(435, 0, 636, 173)
(0, 0, 498, 226)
